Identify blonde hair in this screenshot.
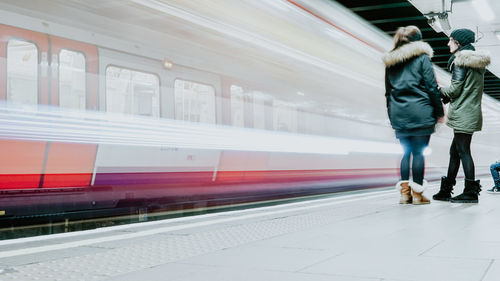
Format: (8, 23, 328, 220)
(393, 26, 422, 50)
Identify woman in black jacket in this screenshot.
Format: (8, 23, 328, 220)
(383, 26, 444, 205)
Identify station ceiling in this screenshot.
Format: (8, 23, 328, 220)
(334, 0, 500, 102)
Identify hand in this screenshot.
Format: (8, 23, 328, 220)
(438, 116, 445, 123)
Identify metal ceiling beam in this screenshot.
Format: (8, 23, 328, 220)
(351, 3, 412, 12)
(370, 16, 425, 24)
(334, 0, 500, 103)
(430, 46, 450, 50)
(423, 37, 449, 42)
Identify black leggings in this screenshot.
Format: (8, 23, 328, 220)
(447, 133, 474, 180)
(399, 135, 431, 185)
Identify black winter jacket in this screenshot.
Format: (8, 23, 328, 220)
(383, 41, 444, 136)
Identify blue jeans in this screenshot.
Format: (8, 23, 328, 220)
(399, 135, 431, 185)
(491, 162, 500, 186)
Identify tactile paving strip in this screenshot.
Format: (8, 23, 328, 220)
(0, 199, 390, 280)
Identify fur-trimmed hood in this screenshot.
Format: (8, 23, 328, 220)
(453, 50, 490, 69)
(382, 41, 433, 67)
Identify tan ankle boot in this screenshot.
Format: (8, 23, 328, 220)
(409, 181, 430, 205)
(396, 181, 412, 204)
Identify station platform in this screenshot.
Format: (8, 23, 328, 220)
(0, 177, 499, 281)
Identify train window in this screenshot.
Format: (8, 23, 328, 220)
(174, 79, 215, 124)
(252, 91, 268, 130)
(59, 49, 86, 109)
(105, 66, 160, 117)
(230, 85, 244, 127)
(273, 100, 298, 132)
(7, 39, 38, 104)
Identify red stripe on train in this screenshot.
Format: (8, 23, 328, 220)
(0, 169, 399, 190)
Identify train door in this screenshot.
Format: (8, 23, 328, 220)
(171, 70, 222, 184)
(40, 36, 99, 188)
(0, 24, 49, 189)
(216, 85, 273, 184)
(92, 49, 166, 187)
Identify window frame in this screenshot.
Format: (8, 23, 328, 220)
(58, 48, 88, 110)
(104, 64, 162, 117)
(229, 84, 245, 127)
(173, 77, 217, 124)
(5, 37, 40, 105)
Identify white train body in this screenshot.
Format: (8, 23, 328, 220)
(0, 0, 499, 219)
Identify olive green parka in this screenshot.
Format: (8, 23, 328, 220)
(441, 50, 491, 133)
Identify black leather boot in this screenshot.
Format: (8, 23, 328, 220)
(432, 176, 455, 201)
(450, 179, 481, 203)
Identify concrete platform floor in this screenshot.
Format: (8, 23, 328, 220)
(0, 176, 499, 281)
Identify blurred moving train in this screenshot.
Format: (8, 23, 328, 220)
(1, 0, 500, 224)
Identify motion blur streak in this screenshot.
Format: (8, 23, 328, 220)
(0, 102, 402, 155)
(131, 0, 382, 88)
(284, 0, 385, 52)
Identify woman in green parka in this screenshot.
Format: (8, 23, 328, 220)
(432, 28, 491, 203)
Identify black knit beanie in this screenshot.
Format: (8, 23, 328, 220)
(450, 29, 475, 46)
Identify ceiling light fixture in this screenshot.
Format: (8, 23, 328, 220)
(162, 58, 173, 69)
(427, 16, 443, 33)
(437, 12, 451, 30)
(424, 0, 452, 32)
